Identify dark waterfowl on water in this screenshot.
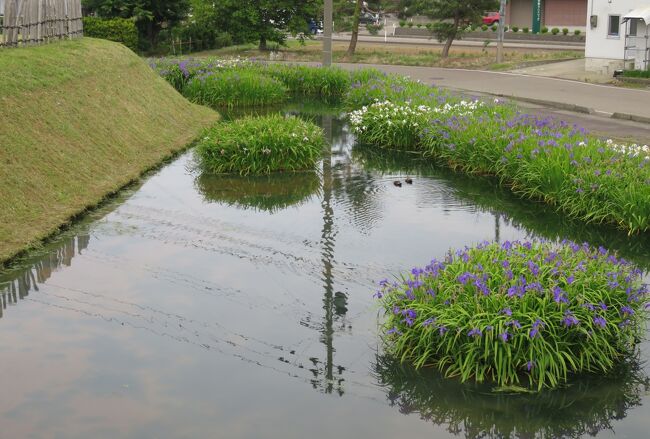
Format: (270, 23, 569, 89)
(405, 177, 413, 184)
(393, 180, 402, 187)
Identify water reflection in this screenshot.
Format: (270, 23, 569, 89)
(0, 234, 90, 319)
(352, 145, 650, 269)
(374, 354, 650, 438)
(195, 172, 321, 213)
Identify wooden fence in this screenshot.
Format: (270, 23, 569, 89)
(0, 0, 83, 48)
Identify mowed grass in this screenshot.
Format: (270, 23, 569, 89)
(0, 38, 219, 265)
(194, 40, 583, 70)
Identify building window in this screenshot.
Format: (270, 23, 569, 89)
(608, 15, 620, 37)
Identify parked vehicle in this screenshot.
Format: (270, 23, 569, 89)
(308, 19, 323, 35)
(359, 12, 379, 25)
(482, 12, 500, 26)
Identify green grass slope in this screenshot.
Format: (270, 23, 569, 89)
(0, 38, 219, 264)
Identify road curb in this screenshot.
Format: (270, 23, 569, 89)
(611, 112, 650, 124)
(493, 94, 595, 114)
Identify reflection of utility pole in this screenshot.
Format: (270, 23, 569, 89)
(318, 114, 345, 395)
(323, 0, 333, 66)
(494, 213, 501, 243)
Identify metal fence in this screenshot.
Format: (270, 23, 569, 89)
(1, 0, 83, 48)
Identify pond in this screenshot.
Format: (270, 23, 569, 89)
(1, 105, 649, 438)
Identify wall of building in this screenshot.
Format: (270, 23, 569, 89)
(509, 0, 533, 27)
(545, 0, 588, 27)
(585, 0, 642, 71)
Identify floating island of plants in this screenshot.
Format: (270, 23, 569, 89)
(376, 240, 648, 390)
(195, 114, 325, 175)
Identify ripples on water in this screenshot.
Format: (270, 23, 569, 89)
(1, 104, 649, 438)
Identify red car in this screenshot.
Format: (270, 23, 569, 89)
(482, 12, 501, 25)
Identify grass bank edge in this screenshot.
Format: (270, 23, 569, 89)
(0, 38, 219, 267)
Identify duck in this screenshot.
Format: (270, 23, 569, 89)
(393, 180, 402, 187)
(405, 177, 413, 184)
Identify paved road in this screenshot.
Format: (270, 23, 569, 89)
(334, 62, 650, 123)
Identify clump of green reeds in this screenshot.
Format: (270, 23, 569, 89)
(195, 114, 325, 175)
(376, 240, 648, 390)
(183, 70, 288, 108)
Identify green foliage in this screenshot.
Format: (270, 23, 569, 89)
(491, 24, 497, 32)
(481, 24, 488, 31)
(349, 97, 650, 233)
(562, 28, 569, 35)
(541, 27, 549, 34)
(345, 73, 447, 109)
(574, 29, 581, 36)
(263, 64, 351, 101)
(83, 17, 139, 51)
(184, 70, 287, 108)
(349, 101, 431, 148)
(407, 22, 414, 28)
(367, 23, 384, 35)
(195, 115, 325, 174)
(523, 27, 529, 33)
(622, 70, 650, 78)
(82, 0, 190, 49)
(376, 240, 648, 389)
(551, 27, 560, 35)
(399, 20, 407, 27)
(511, 25, 519, 33)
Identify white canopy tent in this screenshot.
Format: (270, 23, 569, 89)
(623, 6, 650, 70)
(623, 6, 650, 24)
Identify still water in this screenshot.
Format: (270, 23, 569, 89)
(2, 107, 649, 438)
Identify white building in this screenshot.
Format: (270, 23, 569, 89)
(586, 1, 650, 73)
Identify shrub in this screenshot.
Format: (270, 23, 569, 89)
(366, 23, 384, 36)
(574, 29, 581, 36)
(376, 240, 648, 390)
(345, 75, 447, 109)
(551, 27, 560, 35)
(541, 27, 549, 34)
(82, 17, 138, 51)
(512, 25, 519, 33)
(425, 23, 434, 31)
(184, 70, 287, 107)
(349, 100, 431, 148)
(523, 27, 530, 33)
(504, 26, 509, 32)
(399, 20, 407, 27)
(562, 28, 569, 35)
(416, 23, 423, 28)
(195, 114, 325, 175)
(481, 24, 489, 31)
(491, 24, 498, 32)
(622, 70, 650, 78)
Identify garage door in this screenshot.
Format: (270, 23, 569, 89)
(544, 0, 587, 27)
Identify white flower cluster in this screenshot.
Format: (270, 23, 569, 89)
(349, 100, 431, 133)
(605, 139, 650, 159)
(431, 100, 485, 116)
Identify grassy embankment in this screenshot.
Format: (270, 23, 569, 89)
(0, 38, 219, 265)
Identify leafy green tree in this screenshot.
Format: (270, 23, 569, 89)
(82, 0, 190, 47)
(416, 0, 498, 58)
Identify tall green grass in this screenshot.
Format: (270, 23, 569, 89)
(195, 114, 325, 175)
(184, 70, 287, 107)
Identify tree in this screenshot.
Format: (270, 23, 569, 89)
(416, 0, 498, 58)
(345, 0, 363, 58)
(82, 0, 190, 48)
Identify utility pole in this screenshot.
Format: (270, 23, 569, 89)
(497, 0, 507, 63)
(323, 0, 333, 66)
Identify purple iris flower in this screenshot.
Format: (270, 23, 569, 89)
(499, 331, 509, 342)
(468, 328, 482, 338)
(593, 316, 607, 328)
(527, 361, 535, 371)
(562, 311, 580, 327)
(620, 306, 635, 316)
(501, 308, 512, 316)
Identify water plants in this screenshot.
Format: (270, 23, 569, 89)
(349, 101, 431, 148)
(195, 114, 325, 175)
(183, 70, 288, 108)
(262, 64, 351, 101)
(375, 240, 648, 390)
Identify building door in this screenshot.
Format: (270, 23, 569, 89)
(510, 0, 532, 28)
